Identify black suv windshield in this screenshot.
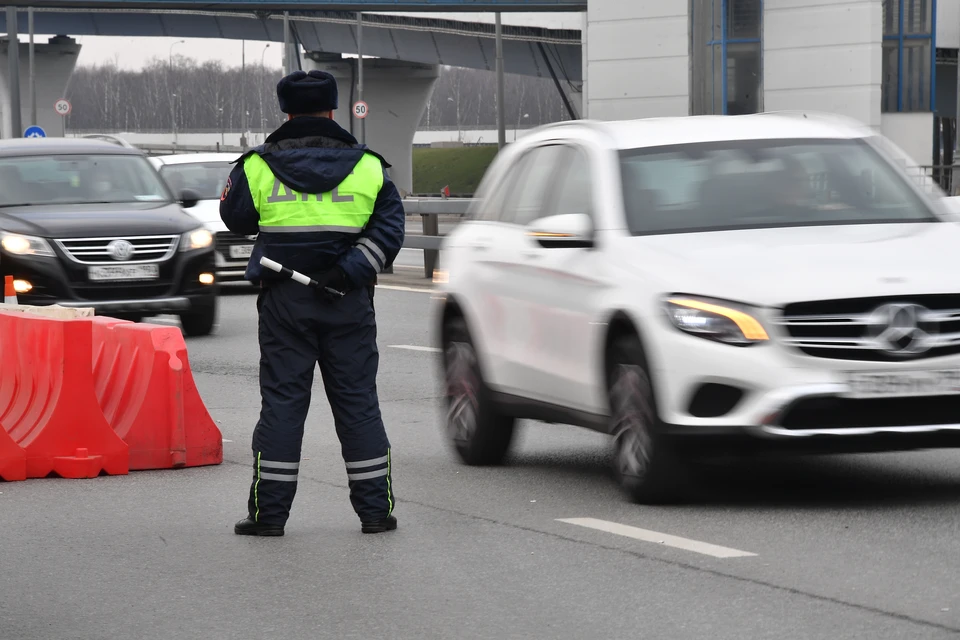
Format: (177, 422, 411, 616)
(619, 138, 939, 236)
(159, 162, 233, 200)
(0, 154, 172, 208)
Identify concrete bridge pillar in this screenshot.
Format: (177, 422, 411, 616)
(304, 53, 440, 197)
(0, 35, 81, 139)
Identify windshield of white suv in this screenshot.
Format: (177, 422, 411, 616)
(158, 162, 233, 200)
(619, 138, 939, 235)
(0, 154, 172, 208)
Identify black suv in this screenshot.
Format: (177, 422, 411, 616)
(0, 138, 218, 336)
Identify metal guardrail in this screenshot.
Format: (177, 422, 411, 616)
(400, 197, 473, 277)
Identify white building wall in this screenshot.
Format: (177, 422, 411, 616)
(938, 0, 960, 49)
(881, 112, 935, 165)
(584, 0, 689, 121)
(763, 0, 882, 130)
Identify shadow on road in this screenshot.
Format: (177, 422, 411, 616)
(502, 443, 960, 510)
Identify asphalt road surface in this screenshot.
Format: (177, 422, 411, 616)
(4, 265, 960, 638)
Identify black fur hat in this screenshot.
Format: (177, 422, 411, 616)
(277, 70, 339, 114)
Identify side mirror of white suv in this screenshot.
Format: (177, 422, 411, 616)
(526, 213, 594, 249)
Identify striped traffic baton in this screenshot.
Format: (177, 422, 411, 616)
(259, 257, 346, 299)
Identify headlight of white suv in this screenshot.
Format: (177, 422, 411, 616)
(663, 296, 769, 346)
(0, 232, 54, 257)
(180, 228, 214, 252)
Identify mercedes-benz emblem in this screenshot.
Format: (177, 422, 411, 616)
(106, 239, 135, 261)
(867, 303, 937, 356)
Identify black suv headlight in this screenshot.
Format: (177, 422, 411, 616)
(0, 232, 54, 257)
(180, 228, 214, 252)
(663, 296, 769, 346)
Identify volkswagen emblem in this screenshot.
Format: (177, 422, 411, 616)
(866, 303, 937, 356)
(106, 239, 135, 261)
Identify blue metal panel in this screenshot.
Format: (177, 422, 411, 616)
(930, 0, 937, 112)
(721, 0, 728, 115)
(897, 0, 904, 111)
(3, 0, 586, 10)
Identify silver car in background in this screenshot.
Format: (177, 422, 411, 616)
(149, 152, 254, 283)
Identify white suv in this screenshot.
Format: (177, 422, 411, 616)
(434, 112, 960, 503)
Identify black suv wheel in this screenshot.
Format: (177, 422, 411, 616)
(179, 296, 218, 337)
(442, 316, 516, 466)
(608, 335, 685, 504)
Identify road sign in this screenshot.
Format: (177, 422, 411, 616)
(353, 101, 368, 119)
(55, 99, 72, 117)
(24, 126, 46, 138)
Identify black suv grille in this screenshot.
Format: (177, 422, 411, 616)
(777, 295, 960, 362)
(55, 235, 179, 265)
(215, 231, 256, 263)
(779, 395, 960, 430)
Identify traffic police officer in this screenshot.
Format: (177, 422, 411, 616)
(220, 69, 405, 536)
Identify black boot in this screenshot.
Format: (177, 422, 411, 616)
(234, 517, 284, 537)
(361, 514, 398, 534)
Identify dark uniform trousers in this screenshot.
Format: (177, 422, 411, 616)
(249, 277, 394, 525)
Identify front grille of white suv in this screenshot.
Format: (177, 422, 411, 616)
(777, 295, 960, 362)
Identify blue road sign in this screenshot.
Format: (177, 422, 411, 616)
(24, 126, 46, 138)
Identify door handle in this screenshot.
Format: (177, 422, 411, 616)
(523, 251, 541, 260)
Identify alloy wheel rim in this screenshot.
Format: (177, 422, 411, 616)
(611, 363, 654, 480)
(445, 341, 479, 444)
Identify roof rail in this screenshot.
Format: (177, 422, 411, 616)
(534, 119, 600, 131)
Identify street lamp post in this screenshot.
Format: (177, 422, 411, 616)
(260, 43, 270, 137)
(240, 40, 247, 149)
(495, 12, 506, 150)
(168, 39, 185, 145)
(168, 39, 185, 69)
(28, 7, 36, 128)
(171, 93, 178, 144)
(7, 8, 21, 137)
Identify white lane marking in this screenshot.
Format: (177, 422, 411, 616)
(222, 439, 233, 443)
(376, 284, 434, 294)
(389, 345, 441, 353)
(557, 518, 757, 559)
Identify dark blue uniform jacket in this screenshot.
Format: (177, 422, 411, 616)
(219, 116, 405, 288)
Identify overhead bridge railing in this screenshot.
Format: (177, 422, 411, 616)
(399, 197, 473, 278)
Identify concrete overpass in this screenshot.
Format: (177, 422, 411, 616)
(1, 2, 585, 194)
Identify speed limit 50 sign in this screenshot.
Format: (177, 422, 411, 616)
(55, 99, 72, 117)
(353, 101, 368, 119)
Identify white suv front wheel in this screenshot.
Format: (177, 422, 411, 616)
(442, 316, 516, 466)
(608, 335, 684, 504)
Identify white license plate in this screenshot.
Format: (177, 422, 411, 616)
(88, 264, 159, 282)
(844, 369, 960, 399)
(229, 245, 253, 259)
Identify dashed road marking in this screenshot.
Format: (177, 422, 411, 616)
(556, 518, 757, 559)
(222, 439, 233, 443)
(376, 284, 435, 294)
(389, 345, 442, 353)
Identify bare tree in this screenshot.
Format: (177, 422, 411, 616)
(66, 55, 577, 133)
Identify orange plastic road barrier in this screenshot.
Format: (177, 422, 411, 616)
(92, 319, 223, 470)
(0, 312, 129, 479)
(0, 422, 26, 482)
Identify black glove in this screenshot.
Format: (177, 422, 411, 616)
(315, 267, 349, 302)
